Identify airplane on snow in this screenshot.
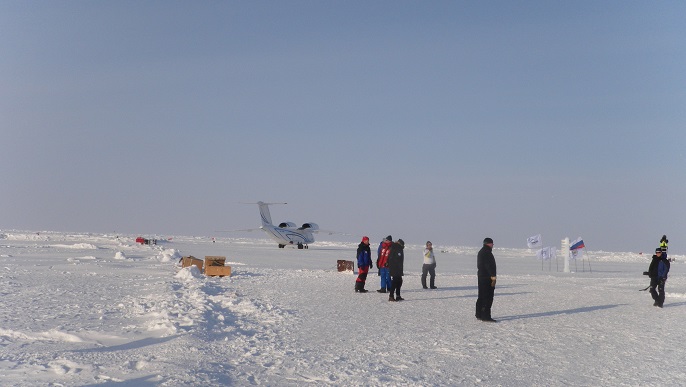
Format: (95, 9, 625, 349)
(224, 201, 333, 249)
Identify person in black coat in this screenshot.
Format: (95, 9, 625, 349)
(387, 239, 405, 302)
(476, 237, 497, 322)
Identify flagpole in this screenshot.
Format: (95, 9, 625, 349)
(585, 247, 592, 272)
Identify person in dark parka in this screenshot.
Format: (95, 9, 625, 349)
(476, 237, 497, 322)
(387, 239, 405, 302)
(355, 236, 373, 293)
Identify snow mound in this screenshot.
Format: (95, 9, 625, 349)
(114, 251, 128, 260)
(53, 243, 99, 250)
(157, 249, 182, 263)
(175, 265, 203, 280)
(0, 328, 83, 343)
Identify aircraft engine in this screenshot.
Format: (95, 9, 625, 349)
(300, 222, 319, 231)
(278, 222, 297, 228)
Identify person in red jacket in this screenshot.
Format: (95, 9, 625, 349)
(376, 235, 393, 293)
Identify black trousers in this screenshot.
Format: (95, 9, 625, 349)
(649, 277, 665, 306)
(421, 263, 436, 288)
(389, 276, 403, 297)
(476, 276, 495, 319)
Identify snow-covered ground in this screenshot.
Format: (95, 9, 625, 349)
(1, 230, 685, 386)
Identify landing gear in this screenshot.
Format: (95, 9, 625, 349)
(278, 243, 307, 249)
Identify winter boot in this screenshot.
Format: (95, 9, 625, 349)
(395, 295, 404, 301)
(389, 295, 396, 302)
(377, 288, 387, 293)
(358, 288, 369, 293)
(477, 307, 487, 320)
(482, 308, 496, 322)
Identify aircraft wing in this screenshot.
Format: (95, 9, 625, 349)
(311, 229, 350, 236)
(215, 228, 261, 233)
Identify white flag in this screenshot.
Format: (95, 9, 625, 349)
(536, 246, 553, 261)
(570, 248, 583, 260)
(536, 246, 557, 261)
(527, 234, 542, 248)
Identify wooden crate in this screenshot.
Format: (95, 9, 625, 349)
(181, 256, 203, 271)
(337, 260, 354, 272)
(204, 256, 230, 277)
(205, 265, 231, 277)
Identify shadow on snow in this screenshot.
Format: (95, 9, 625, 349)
(71, 335, 181, 353)
(497, 303, 627, 321)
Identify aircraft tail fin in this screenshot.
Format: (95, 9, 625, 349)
(254, 201, 286, 226)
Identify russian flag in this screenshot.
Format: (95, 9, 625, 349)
(570, 238, 585, 250)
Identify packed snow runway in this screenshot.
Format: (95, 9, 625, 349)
(1, 231, 685, 386)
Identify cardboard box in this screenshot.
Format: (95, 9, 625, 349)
(204, 256, 226, 267)
(181, 256, 203, 271)
(337, 260, 354, 272)
(205, 265, 231, 277)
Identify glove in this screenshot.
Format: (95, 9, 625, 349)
(370, 263, 373, 269)
(490, 276, 497, 287)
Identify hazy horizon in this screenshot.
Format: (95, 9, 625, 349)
(2, 2, 684, 254)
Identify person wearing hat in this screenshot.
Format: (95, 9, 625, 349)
(376, 235, 393, 293)
(659, 235, 669, 261)
(421, 241, 437, 289)
(355, 236, 373, 293)
(387, 239, 405, 301)
(648, 247, 670, 307)
(476, 237, 497, 322)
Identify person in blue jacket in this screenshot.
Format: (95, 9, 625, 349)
(355, 236, 373, 293)
(649, 247, 670, 307)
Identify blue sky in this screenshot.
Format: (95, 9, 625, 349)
(2, 1, 684, 253)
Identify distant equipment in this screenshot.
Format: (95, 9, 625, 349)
(135, 236, 157, 245)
